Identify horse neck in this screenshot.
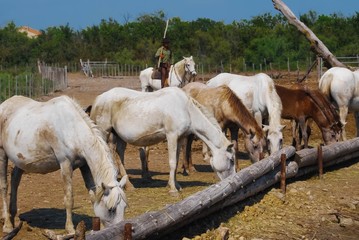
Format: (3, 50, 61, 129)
(307, 90, 338, 129)
(188, 98, 228, 151)
(170, 60, 186, 86)
(82, 133, 118, 186)
(70, 99, 118, 186)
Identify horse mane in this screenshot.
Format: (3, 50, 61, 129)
(221, 85, 264, 138)
(300, 85, 342, 129)
(62, 96, 118, 187)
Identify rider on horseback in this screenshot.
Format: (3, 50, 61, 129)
(155, 37, 172, 88)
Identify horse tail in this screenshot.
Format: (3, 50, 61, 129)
(139, 67, 153, 92)
(260, 73, 283, 126)
(318, 72, 334, 100)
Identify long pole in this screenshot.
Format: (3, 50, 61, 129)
(157, 19, 170, 68)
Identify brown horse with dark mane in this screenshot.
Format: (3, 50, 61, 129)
(275, 84, 342, 150)
(182, 82, 266, 173)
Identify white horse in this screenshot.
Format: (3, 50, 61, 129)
(0, 95, 128, 234)
(140, 56, 197, 92)
(319, 67, 359, 140)
(206, 73, 285, 154)
(89, 87, 235, 194)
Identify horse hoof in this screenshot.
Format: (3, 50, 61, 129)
(169, 190, 180, 197)
(2, 225, 14, 234)
(125, 183, 136, 191)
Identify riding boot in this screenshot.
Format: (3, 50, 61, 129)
(164, 78, 169, 87)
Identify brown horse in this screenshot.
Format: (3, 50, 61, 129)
(275, 84, 342, 150)
(182, 82, 266, 173)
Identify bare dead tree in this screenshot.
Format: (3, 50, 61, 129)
(272, 0, 347, 68)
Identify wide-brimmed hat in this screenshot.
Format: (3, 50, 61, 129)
(162, 38, 170, 43)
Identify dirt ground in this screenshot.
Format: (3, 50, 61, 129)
(1, 71, 358, 240)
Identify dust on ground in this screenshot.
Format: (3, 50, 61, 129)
(0, 72, 358, 240)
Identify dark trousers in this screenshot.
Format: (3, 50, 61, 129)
(159, 63, 169, 88)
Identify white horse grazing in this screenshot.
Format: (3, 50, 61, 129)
(319, 67, 359, 140)
(140, 56, 197, 92)
(206, 73, 285, 154)
(89, 87, 235, 194)
(0, 95, 128, 234)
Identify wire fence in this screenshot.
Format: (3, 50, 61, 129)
(1, 55, 357, 102)
(0, 63, 68, 102)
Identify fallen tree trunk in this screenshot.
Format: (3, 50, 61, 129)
(86, 146, 296, 240)
(272, 0, 346, 68)
(294, 138, 359, 168)
(84, 138, 359, 239)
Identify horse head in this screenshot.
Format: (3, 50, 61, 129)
(244, 130, 267, 163)
(90, 175, 128, 228)
(209, 143, 236, 180)
(263, 124, 285, 154)
(183, 56, 197, 82)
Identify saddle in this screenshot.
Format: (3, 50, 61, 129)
(151, 68, 162, 79)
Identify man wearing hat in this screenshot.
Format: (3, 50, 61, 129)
(155, 37, 172, 88)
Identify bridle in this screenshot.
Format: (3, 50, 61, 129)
(170, 59, 196, 87)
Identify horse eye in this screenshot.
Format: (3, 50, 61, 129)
(109, 207, 117, 214)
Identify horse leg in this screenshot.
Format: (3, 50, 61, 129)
(354, 111, 359, 138)
(0, 150, 13, 233)
(138, 146, 152, 180)
(339, 106, 349, 140)
(60, 160, 75, 234)
(291, 120, 298, 148)
(298, 118, 308, 149)
(166, 134, 181, 194)
(9, 167, 24, 229)
(229, 126, 240, 171)
(79, 164, 95, 193)
(180, 136, 189, 175)
(186, 134, 197, 174)
(113, 136, 135, 190)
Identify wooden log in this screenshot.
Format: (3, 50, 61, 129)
(83, 139, 359, 240)
(85, 146, 296, 240)
(294, 137, 359, 168)
(2, 221, 23, 240)
(272, 0, 346, 68)
(295, 150, 359, 179)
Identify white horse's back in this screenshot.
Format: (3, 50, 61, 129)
(90, 86, 235, 193)
(140, 67, 160, 91)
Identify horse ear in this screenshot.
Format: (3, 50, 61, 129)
(119, 175, 128, 189)
(182, 56, 185, 60)
(102, 183, 111, 196)
(226, 143, 234, 152)
(262, 125, 270, 133)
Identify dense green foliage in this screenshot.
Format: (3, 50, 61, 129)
(1, 10, 358, 72)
